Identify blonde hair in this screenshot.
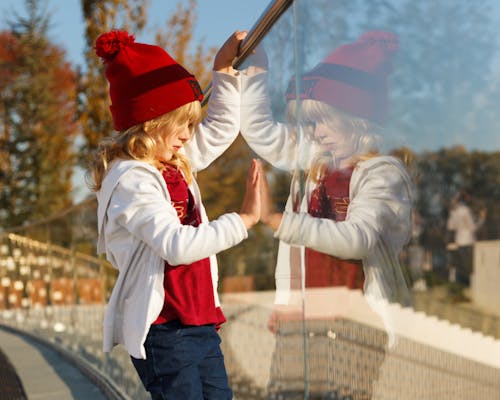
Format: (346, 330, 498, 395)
(286, 99, 380, 182)
(87, 100, 202, 191)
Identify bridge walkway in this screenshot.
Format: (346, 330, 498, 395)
(0, 326, 108, 400)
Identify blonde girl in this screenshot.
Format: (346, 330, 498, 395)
(89, 30, 260, 400)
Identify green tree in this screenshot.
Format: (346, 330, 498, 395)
(0, 0, 77, 229)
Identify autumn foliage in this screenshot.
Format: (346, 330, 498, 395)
(0, 7, 77, 229)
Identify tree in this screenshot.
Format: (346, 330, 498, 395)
(154, 0, 216, 90)
(78, 0, 147, 166)
(197, 136, 280, 288)
(78, 0, 217, 164)
(0, 0, 77, 229)
(412, 147, 500, 259)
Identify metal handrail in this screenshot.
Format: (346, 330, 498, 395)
(201, 0, 294, 106)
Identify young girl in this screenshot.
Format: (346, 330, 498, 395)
(89, 30, 260, 399)
(240, 31, 413, 399)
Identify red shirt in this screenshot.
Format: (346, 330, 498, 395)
(153, 165, 226, 327)
(305, 167, 364, 289)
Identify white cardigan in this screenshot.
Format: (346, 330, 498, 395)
(97, 72, 247, 359)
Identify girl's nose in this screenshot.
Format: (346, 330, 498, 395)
(179, 127, 191, 142)
(314, 129, 327, 142)
(313, 123, 327, 138)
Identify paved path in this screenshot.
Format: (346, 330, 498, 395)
(0, 327, 108, 400)
(0, 344, 27, 399)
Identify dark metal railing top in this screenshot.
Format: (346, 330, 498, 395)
(202, 0, 293, 105)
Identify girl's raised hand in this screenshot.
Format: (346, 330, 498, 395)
(213, 30, 248, 74)
(239, 159, 261, 229)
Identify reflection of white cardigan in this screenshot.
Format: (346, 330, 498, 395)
(241, 72, 413, 311)
(96, 72, 247, 359)
(275, 157, 413, 307)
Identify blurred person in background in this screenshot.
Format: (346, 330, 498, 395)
(447, 191, 486, 288)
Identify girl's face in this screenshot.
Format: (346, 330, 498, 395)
(313, 119, 356, 165)
(154, 120, 193, 162)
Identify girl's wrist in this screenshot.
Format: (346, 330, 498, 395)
(262, 212, 282, 231)
(213, 65, 237, 75)
(239, 213, 257, 230)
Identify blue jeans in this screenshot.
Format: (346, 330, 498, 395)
(131, 320, 232, 400)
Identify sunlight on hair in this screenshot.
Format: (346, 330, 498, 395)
(87, 100, 202, 191)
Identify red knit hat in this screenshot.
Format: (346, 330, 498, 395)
(286, 31, 398, 124)
(95, 30, 204, 131)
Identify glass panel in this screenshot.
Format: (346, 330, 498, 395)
(219, 6, 300, 398)
(239, 0, 500, 399)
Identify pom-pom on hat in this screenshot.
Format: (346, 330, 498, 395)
(95, 30, 204, 131)
(286, 31, 398, 124)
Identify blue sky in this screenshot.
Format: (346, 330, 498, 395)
(0, 0, 272, 68)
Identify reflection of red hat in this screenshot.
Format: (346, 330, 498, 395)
(286, 31, 398, 124)
(95, 30, 203, 131)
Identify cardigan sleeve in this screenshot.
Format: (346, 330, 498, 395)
(240, 71, 318, 171)
(107, 167, 248, 266)
(275, 159, 413, 260)
(186, 71, 241, 172)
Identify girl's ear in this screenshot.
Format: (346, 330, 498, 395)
(142, 120, 152, 134)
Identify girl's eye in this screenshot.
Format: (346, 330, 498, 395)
(301, 122, 316, 135)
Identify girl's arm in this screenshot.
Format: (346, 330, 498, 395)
(107, 167, 243, 266)
(240, 70, 298, 170)
(240, 47, 318, 171)
(186, 31, 246, 171)
(275, 159, 413, 260)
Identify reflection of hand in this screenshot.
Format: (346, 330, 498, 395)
(239, 159, 261, 229)
(260, 163, 283, 230)
(267, 305, 303, 334)
(213, 30, 248, 74)
(290, 170, 304, 212)
(267, 310, 279, 334)
(244, 44, 269, 76)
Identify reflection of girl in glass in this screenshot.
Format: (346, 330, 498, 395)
(241, 31, 413, 399)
